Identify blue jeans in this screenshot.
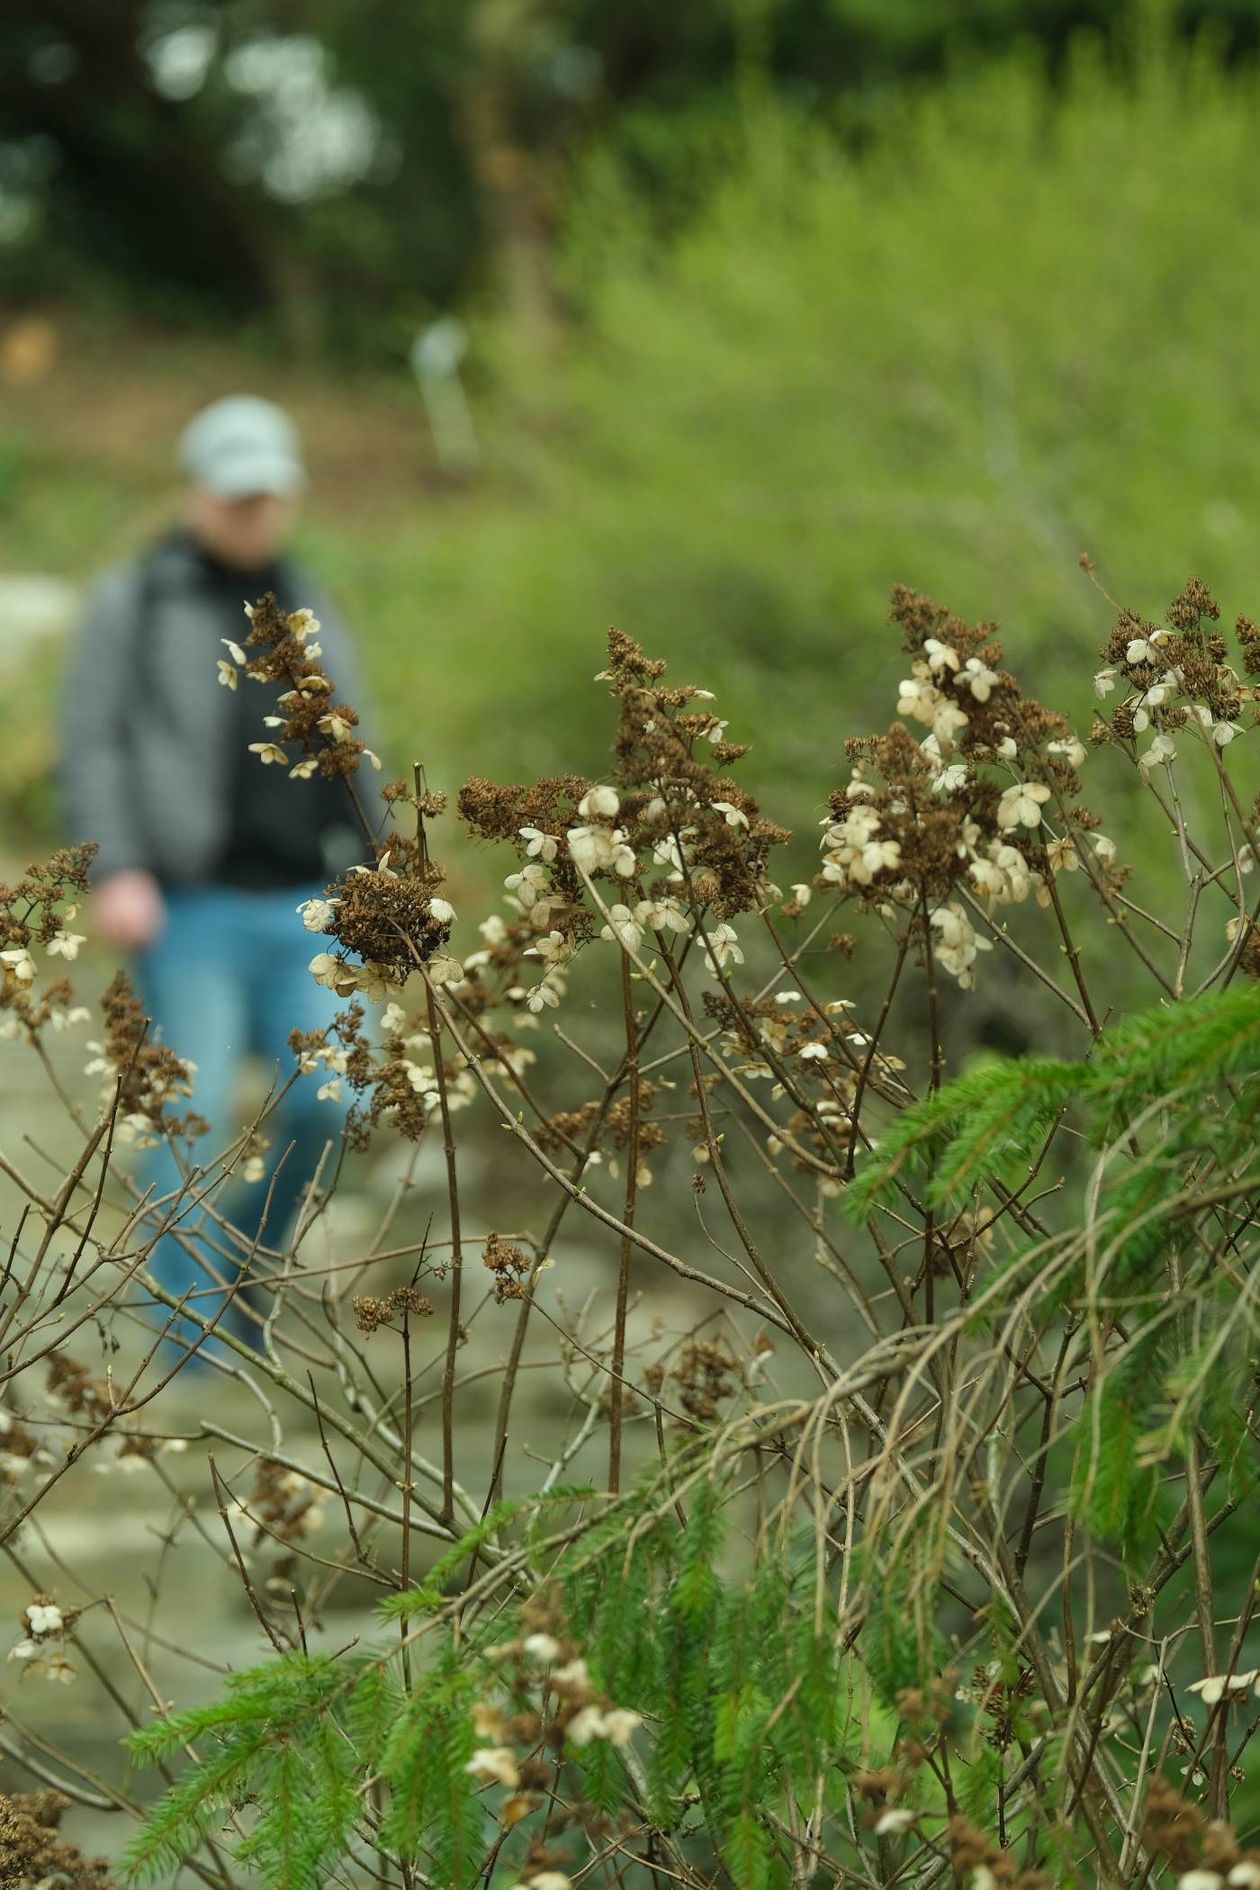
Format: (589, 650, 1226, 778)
(136, 884, 346, 1363)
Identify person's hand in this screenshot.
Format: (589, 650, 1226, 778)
(93, 870, 166, 952)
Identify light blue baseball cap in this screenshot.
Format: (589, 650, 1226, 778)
(177, 395, 307, 500)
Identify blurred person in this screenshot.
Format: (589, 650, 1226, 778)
(61, 396, 369, 1361)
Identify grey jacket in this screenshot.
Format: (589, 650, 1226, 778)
(61, 533, 370, 883)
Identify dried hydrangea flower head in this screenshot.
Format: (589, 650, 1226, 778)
(1095, 577, 1249, 769)
(820, 585, 1118, 990)
(0, 845, 96, 1043)
(231, 593, 380, 782)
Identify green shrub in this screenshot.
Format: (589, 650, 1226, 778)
(346, 19, 1260, 822)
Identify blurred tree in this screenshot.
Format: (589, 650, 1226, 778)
(0, 2, 286, 321)
(4, 0, 1260, 355)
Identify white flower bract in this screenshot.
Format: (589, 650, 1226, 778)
(1186, 1670, 1258, 1706)
(568, 825, 616, 875)
(601, 905, 644, 951)
(577, 784, 619, 819)
(930, 903, 993, 989)
(1138, 732, 1177, 775)
(874, 1808, 917, 1836)
(702, 922, 743, 972)
(519, 826, 558, 862)
(464, 1745, 520, 1788)
(522, 1632, 561, 1662)
(997, 783, 1051, 831)
(297, 897, 338, 932)
(961, 656, 998, 700)
(923, 636, 960, 673)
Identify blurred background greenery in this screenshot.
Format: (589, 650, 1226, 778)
(5, 0, 1260, 900)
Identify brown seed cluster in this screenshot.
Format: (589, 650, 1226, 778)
(243, 1457, 326, 1550)
(483, 1232, 532, 1303)
(1236, 614, 1260, 677)
(850, 1764, 909, 1805)
(969, 1661, 1037, 1752)
(448, 629, 807, 1184)
(643, 1338, 739, 1425)
(303, 783, 465, 1008)
(328, 997, 482, 1151)
(48, 1351, 114, 1425)
(351, 1285, 435, 1334)
(941, 1814, 1048, 1888)
(892, 1675, 955, 1766)
(325, 856, 452, 975)
(99, 971, 206, 1140)
(354, 1052, 435, 1145)
(459, 773, 592, 850)
(532, 1100, 603, 1159)
(698, 985, 906, 1172)
(1229, 918, 1260, 980)
(459, 628, 789, 931)
(607, 628, 787, 918)
(0, 1791, 119, 1890)
(235, 597, 472, 1004)
(1143, 1775, 1260, 1881)
(533, 1088, 667, 1170)
(0, 1410, 40, 1482)
(0, 846, 95, 954)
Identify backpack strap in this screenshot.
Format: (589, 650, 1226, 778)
(126, 538, 169, 721)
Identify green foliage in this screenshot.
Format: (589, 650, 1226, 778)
(539, 1468, 855, 1878)
(860, 1543, 953, 1712)
(843, 1054, 1083, 1215)
(125, 1457, 861, 1888)
(343, 1657, 401, 1775)
(123, 1655, 349, 1885)
(1090, 983, 1260, 1139)
(727, 1807, 772, 1890)
(232, 1726, 357, 1890)
(376, 1654, 482, 1877)
(673, 1472, 726, 1621)
(850, 982, 1260, 1558)
(460, 21, 1260, 801)
(957, 1743, 1007, 1828)
(125, 1648, 482, 1889)
(1071, 1371, 1161, 1552)
(851, 983, 1260, 1234)
(385, 1482, 597, 1614)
